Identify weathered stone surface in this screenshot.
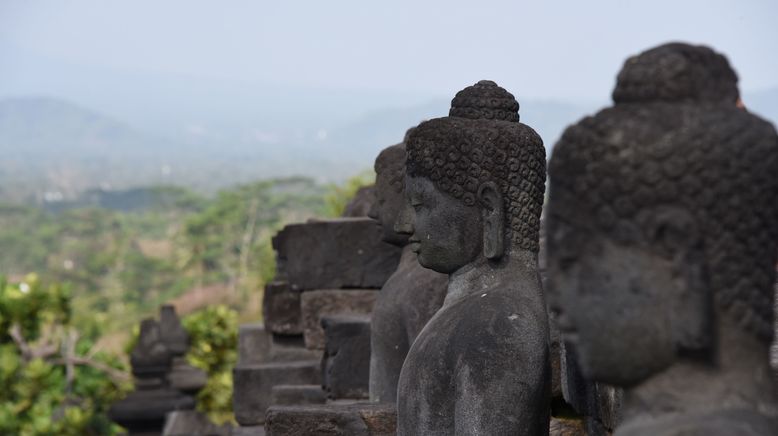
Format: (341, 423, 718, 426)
(547, 43, 778, 435)
(233, 360, 321, 426)
(342, 185, 375, 217)
(300, 289, 378, 350)
(321, 315, 371, 400)
(367, 141, 449, 403)
(272, 218, 401, 290)
(268, 334, 321, 362)
(369, 248, 447, 404)
(169, 357, 207, 394)
(270, 384, 326, 406)
(265, 402, 396, 436)
(262, 282, 303, 335)
(130, 318, 172, 377)
(772, 278, 777, 381)
(111, 306, 202, 435)
(163, 410, 230, 436)
(110, 388, 195, 434)
(593, 383, 622, 433)
(159, 304, 189, 356)
(237, 324, 272, 366)
(230, 426, 266, 436)
(397, 80, 550, 435)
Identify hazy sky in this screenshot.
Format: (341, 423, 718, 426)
(1, 0, 777, 103)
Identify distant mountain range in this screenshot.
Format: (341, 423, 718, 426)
(1, 89, 775, 205)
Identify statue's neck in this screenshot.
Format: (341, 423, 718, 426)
(621, 314, 778, 427)
(445, 248, 540, 307)
(399, 244, 417, 264)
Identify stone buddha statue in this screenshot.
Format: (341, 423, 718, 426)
(368, 138, 448, 404)
(396, 80, 551, 435)
(547, 43, 778, 436)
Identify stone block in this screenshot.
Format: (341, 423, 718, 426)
(272, 218, 401, 290)
(233, 360, 321, 426)
(163, 410, 230, 436)
(168, 357, 207, 394)
(321, 315, 371, 400)
(268, 334, 321, 362)
(300, 289, 378, 350)
(231, 426, 266, 436)
(263, 282, 303, 335)
(237, 324, 272, 366)
(265, 402, 396, 436)
(109, 388, 195, 434)
(271, 384, 326, 406)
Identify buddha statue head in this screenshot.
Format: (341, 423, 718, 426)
(369, 139, 410, 246)
(403, 80, 546, 274)
(547, 43, 778, 387)
(130, 319, 172, 378)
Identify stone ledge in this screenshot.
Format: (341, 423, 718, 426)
(265, 402, 396, 436)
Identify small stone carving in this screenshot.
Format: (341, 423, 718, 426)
(547, 42, 778, 435)
(110, 307, 199, 435)
(396, 80, 551, 435)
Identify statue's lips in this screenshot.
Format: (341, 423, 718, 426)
(409, 241, 421, 253)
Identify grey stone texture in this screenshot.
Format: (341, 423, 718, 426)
(342, 185, 376, 217)
(262, 282, 303, 336)
(265, 402, 396, 436)
(321, 314, 371, 400)
(270, 384, 326, 406)
(169, 357, 207, 394)
(163, 410, 230, 436)
(547, 42, 778, 436)
(237, 323, 272, 366)
(367, 141, 449, 403)
(300, 289, 378, 350)
(272, 218, 401, 291)
(110, 306, 201, 435)
(369, 247, 447, 403)
(397, 80, 551, 435)
(230, 426, 266, 436)
(233, 360, 321, 426)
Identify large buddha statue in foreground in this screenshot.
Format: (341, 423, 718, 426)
(547, 43, 778, 435)
(397, 81, 551, 435)
(368, 138, 448, 403)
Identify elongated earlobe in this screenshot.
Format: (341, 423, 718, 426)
(478, 182, 504, 259)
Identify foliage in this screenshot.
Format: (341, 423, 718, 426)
(182, 305, 238, 424)
(323, 170, 375, 217)
(0, 177, 330, 337)
(0, 175, 369, 429)
(0, 275, 131, 436)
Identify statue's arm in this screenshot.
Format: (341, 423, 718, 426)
(368, 317, 407, 403)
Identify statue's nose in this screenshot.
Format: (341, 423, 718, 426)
(367, 202, 379, 221)
(394, 203, 414, 236)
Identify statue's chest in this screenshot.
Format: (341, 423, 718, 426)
(402, 307, 462, 391)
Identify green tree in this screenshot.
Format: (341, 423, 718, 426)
(0, 275, 131, 436)
(182, 305, 238, 424)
